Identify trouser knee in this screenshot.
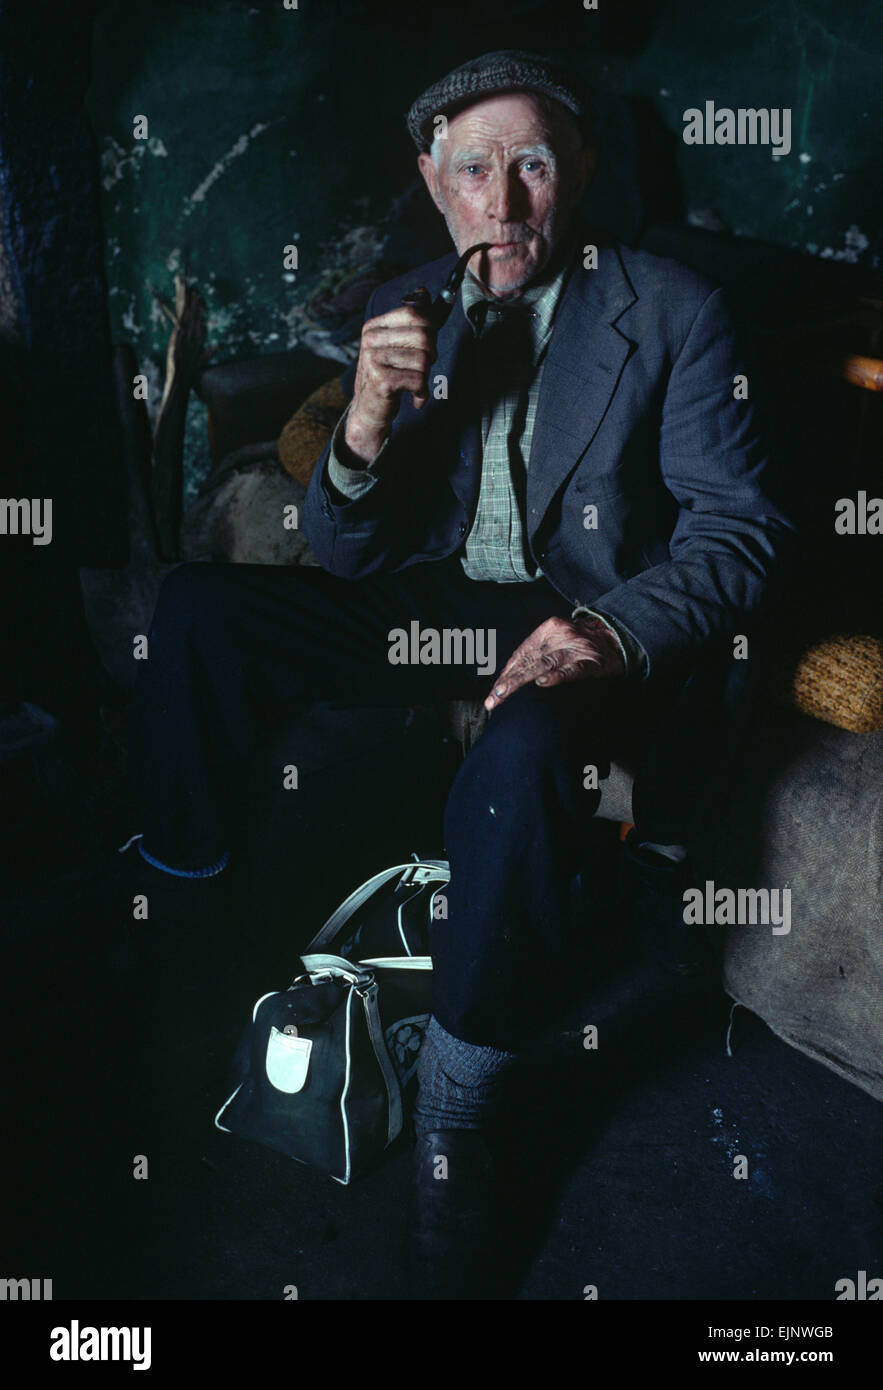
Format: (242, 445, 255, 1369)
(444, 683, 606, 842)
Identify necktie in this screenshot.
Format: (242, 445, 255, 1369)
(476, 302, 535, 399)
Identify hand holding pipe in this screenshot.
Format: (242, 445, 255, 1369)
(400, 242, 493, 328)
(344, 243, 493, 431)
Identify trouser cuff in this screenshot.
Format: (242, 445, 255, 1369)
(137, 840, 230, 878)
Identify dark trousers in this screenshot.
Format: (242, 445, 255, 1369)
(129, 553, 675, 1047)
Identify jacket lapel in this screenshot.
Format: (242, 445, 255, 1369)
(526, 243, 637, 543)
(432, 294, 483, 516)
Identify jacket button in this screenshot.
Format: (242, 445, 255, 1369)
(322, 501, 332, 519)
(458, 522, 467, 535)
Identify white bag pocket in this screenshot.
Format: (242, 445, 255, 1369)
(265, 1026, 313, 1094)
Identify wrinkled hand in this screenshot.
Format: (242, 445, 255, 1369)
(344, 303, 438, 463)
(484, 614, 625, 713)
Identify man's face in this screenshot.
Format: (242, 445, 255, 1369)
(418, 92, 594, 300)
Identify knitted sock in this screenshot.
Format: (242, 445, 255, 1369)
(413, 1015, 517, 1137)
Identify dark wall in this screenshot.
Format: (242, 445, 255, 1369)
(0, 4, 126, 563)
(86, 0, 883, 495)
(0, 1, 124, 738)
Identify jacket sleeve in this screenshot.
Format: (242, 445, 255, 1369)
(326, 404, 390, 501)
(588, 286, 797, 679)
(302, 287, 421, 575)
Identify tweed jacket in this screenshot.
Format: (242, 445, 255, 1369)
(303, 233, 795, 684)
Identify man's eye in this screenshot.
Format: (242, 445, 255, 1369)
(522, 161, 545, 173)
(461, 165, 484, 176)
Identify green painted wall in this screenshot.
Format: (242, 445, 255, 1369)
(87, 0, 883, 497)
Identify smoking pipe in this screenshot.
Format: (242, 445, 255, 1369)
(400, 242, 493, 327)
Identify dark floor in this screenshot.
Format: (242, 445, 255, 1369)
(1, 707, 881, 1302)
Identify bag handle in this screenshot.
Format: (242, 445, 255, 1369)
(298, 952, 375, 991)
(306, 861, 450, 950)
(358, 980, 403, 1146)
(300, 954, 403, 1147)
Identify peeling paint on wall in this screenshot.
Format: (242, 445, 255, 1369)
(817, 224, 872, 263)
(86, 0, 883, 495)
(100, 134, 168, 190)
(183, 121, 276, 216)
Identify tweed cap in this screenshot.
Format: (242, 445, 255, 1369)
(406, 50, 592, 152)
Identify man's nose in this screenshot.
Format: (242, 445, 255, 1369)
(486, 169, 526, 225)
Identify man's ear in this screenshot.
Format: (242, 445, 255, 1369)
(418, 151, 445, 214)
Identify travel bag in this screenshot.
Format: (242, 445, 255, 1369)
(214, 859, 448, 1184)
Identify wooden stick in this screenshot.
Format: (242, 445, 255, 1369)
(150, 275, 209, 560)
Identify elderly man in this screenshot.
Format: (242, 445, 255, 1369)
(129, 51, 793, 1299)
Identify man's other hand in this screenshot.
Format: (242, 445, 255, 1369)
(484, 615, 625, 713)
(344, 303, 438, 464)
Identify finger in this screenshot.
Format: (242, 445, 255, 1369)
(494, 644, 546, 689)
(370, 306, 436, 330)
(491, 646, 571, 701)
(364, 324, 436, 350)
(365, 368, 429, 399)
(370, 346, 434, 371)
(533, 662, 587, 687)
(364, 319, 435, 351)
(483, 659, 537, 712)
(534, 650, 604, 681)
(540, 643, 616, 684)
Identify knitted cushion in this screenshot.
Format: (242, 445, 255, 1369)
(779, 634, 883, 733)
(278, 377, 349, 487)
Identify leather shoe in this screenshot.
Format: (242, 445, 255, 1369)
(410, 1129, 500, 1300)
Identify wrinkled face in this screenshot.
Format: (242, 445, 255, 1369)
(418, 92, 594, 300)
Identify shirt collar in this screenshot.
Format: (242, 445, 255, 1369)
(461, 251, 571, 347)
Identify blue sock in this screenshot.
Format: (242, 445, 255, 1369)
(413, 1016, 517, 1136)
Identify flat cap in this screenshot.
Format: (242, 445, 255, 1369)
(406, 49, 592, 152)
